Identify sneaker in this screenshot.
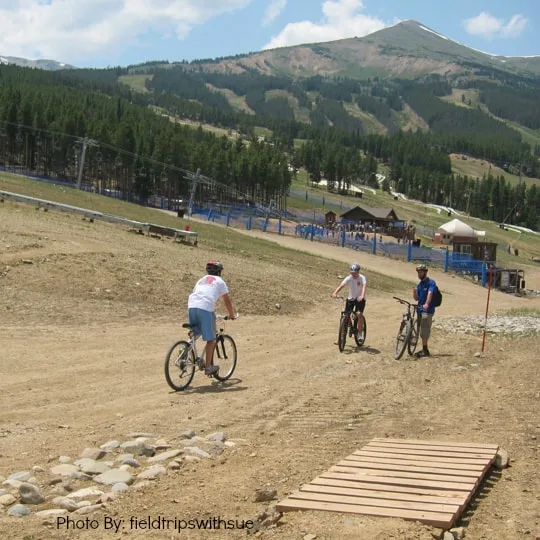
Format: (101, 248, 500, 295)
(415, 349, 430, 358)
(204, 365, 219, 376)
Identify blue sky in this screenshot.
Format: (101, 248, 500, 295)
(0, 0, 538, 67)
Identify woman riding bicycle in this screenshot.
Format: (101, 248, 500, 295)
(331, 263, 367, 337)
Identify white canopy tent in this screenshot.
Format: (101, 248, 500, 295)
(437, 218, 476, 236)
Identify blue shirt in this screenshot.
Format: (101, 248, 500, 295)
(416, 278, 437, 314)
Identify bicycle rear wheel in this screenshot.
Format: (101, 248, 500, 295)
(407, 319, 419, 356)
(212, 334, 237, 381)
(354, 315, 367, 347)
(164, 340, 195, 391)
(394, 320, 412, 360)
(338, 315, 348, 352)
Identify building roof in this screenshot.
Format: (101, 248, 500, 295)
(340, 206, 399, 221)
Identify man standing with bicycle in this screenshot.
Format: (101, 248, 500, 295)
(331, 263, 367, 337)
(188, 261, 237, 376)
(413, 263, 436, 358)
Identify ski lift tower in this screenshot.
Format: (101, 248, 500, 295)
(186, 168, 202, 218)
(75, 137, 99, 189)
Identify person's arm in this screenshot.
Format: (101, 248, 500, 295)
(332, 277, 348, 297)
(413, 285, 418, 302)
(222, 293, 236, 319)
(358, 278, 367, 301)
(332, 283, 345, 297)
(424, 282, 436, 310)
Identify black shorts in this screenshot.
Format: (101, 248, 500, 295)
(345, 298, 366, 313)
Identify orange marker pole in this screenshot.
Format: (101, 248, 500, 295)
(481, 267, 494, 353)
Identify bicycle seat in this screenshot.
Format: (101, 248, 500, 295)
(182, 323, 197, 329)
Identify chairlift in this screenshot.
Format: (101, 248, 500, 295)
(115, 156, 123, 167)
(53, 138, 62, 150)
(95, 151, 103, 162)
(0, 126, 6, 137)
(138, 167, 147, 177)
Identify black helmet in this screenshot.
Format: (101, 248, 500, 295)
(206, 261, 223, 276)
(416, 263, 428, 271)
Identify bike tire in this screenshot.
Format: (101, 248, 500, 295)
(407, 319, 420, 356)
(212, 334, 237, 381)
(394, 321, 412, 360)
(338, 315, 348, 352)
(164, 340, 195, 391)
(354, 315, 367, 347)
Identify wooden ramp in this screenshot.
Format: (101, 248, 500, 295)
(276, 438, 498, 528)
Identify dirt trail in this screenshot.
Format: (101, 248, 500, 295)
(1, 202, 539, 539)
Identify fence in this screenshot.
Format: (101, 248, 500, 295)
(1, 167, 491, 287)
(190, 206, 492, 286)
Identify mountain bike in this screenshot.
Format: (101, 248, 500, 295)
(164, 315, 238, 391)
(392, 296, 420, 360)
(334, 296, 367, 352)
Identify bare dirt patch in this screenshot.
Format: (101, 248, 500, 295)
(1, 199, 539, 539)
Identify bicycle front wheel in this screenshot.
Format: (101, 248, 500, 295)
(394, 321, 412, 360)
(407, 319, 419, 356)
(164, 340, 195, 391)
(338, 316, 348, 352)
(212, 334, 237, 381)
(354, 315, 367, 347)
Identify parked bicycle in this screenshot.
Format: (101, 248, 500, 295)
(392, 296, 420, 360)
(164, 314, 238, 391)
(334, 296, 367, 352)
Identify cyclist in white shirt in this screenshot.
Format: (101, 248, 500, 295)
(188, 261, 237, 376)
(331, 263, 367, 337)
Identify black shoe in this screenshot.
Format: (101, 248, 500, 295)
(415, 349, 430, 358)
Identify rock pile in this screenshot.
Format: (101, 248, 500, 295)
(434, 315, 540, 335)
(0, 430, 236, 519)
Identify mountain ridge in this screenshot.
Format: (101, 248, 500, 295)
(0, 55, 75, 71)
(169, 20, 540, 80)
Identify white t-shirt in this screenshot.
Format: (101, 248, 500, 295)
(188, 275, 229, 312)
(340, 273, 367, 300)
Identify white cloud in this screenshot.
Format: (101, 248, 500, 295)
(463, 11, 528, 39)
(262, 0, 286, 27)
(262, 0, 387, 50)
(0, 0, 252, 63)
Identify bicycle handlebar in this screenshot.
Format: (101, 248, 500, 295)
(216, 313, 239, 320)
(393, 297, 422, 310)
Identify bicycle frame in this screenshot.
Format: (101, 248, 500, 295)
(334, 296, 366, 351)
(393, 296, 420, 359)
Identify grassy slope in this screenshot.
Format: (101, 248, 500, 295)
(118, 74, 152, 93)
(289, 171, 540, 265)
(0, 172, 406, 292)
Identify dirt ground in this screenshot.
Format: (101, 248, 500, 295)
(1, 200, 539, 540)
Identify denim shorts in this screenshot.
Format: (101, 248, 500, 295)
(188, 308, 216, 341)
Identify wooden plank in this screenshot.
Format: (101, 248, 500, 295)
(311, 477, 468, 501)
(276, 438, 497, 529)
(371, 438, 498, 450)
(353, 450, 490, 465)
(320, 471, 473, 491)
(289, 490, 458, 513)
(275, 499, 456, 528)
(339, 459, 481, 478)
(365, 442, 495, 456)
(345, 454, 486, 472)
(300, 484, 467, 507)
(330, 466, 478, 485)
(362, 445, 493, 459)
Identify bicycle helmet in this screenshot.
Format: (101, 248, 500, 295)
(206, 261, 224, 276)
(350, 263, 361, 273)
(416, 263, 428, 271)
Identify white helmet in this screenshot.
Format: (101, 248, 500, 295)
(350, 263, 360, 273)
